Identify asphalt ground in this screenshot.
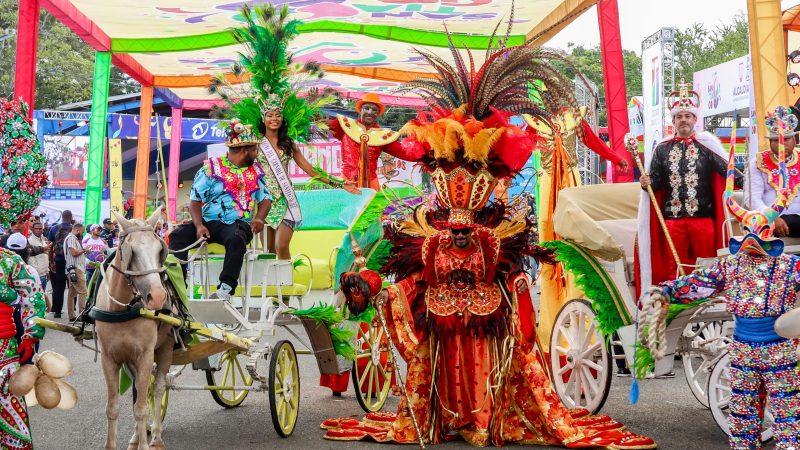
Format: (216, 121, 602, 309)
(25, 318, 773, 450)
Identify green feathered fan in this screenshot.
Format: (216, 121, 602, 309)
(208, 4, 334, 143)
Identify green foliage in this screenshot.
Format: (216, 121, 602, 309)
(674, 13, 750, 86)
(0, 0, 138, 109)
(548, 44, 642, 125)
(552, 12, 747, 126)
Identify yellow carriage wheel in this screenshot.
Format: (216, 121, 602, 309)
(269, 340, 300, 437)
(205, 349, 253, 408)
(352, 319, 393, 412)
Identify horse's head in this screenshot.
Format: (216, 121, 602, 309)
(112, 209, 169, 311)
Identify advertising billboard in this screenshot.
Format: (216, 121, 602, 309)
(641, 41, 664, 167)
(691, 55, 751, 125)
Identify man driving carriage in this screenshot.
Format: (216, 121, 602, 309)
(168, 120, 272, 300)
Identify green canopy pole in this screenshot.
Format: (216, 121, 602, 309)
(85, 51, 112, 226)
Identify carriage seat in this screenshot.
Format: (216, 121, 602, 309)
(596, 219, 637, 282)
(717, 191, 800, 256)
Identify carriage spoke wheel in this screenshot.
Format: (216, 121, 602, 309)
(549, 299, 612, 414)
(707, 352, 774, 443)
(681, 321, 728, 408)
(146, 374, 169, 432)
(352, 319, 393, 412)
(205, 349, 253, 408)
(269, 340, 300, 437)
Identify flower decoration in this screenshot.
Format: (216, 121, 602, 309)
(0, 98, 48, 227)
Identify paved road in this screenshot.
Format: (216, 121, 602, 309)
(27, 320, 770, 450)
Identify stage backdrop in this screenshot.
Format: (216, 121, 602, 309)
(42, 135, 89, 188)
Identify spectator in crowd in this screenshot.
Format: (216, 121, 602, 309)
(27, 221, 52, 313)
(48, 210, 74, 319)
(63, 223, 88, 321)
(82, 224, 108, 283)
(100, 218, 117, 248)
(0, 220, 23, 248)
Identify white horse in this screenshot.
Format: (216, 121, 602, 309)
(96, 210, 174, 450)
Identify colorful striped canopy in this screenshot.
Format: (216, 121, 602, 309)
(44, 0, 594, 105)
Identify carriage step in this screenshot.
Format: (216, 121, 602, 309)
(188, 299, 251, 328)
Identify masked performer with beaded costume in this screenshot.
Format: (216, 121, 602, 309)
(211, 4, 358, 260)
(643, 138, 800, 449)
(322, 33, 655, 449)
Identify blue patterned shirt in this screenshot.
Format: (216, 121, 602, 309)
(190, 157, 271, 224)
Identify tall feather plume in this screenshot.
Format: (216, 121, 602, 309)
(208, 4, 333, 143)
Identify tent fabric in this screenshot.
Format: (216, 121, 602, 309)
(580, 120, 624, 165)
(39, 0, 588, 100)
(551, 182, 640, 261)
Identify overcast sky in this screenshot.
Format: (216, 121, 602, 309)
(547, 0, 749, 52)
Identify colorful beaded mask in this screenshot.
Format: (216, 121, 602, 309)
(724, 145, 788, 257)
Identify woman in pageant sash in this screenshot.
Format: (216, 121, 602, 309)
(260, 109, 360, 259)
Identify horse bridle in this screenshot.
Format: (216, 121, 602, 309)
(107, 225, 169, 308)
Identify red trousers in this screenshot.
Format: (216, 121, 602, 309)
(664, 217, 716, 278)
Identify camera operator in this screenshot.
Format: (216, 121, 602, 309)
(63, 223, 87, 321)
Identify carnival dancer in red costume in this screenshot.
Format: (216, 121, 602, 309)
(747, 106, 800, 237)
(638, 82, 743, 288)
(329, 93, 422, 190)
(322, 32, 655, 449)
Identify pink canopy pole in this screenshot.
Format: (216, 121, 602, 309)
(14, 0, 41, 114)
(167, 107, 182, 222)
(597, 0, 632, 182)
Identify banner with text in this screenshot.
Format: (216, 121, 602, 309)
(108, 139, 124, 216)
(642, 41, 665, 166)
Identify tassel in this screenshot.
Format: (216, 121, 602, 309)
(629, 302, 641, 404)
(629, 378, 640, 405)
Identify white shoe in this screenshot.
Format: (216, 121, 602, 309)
(209, 283, 233, 300)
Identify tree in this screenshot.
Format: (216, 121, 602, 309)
(673, 13, 749, 85)
(551, 12, 748, 127)
(0, 0, 138, 109)
(549, 44, 643, 126)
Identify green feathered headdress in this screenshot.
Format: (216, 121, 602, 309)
(209, 4, 335, 143)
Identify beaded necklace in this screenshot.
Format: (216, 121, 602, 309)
(207, 156, 265, 219)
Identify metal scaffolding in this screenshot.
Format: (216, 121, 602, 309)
(574, 76, 601, 185)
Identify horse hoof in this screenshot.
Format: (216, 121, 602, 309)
(149, 443, 165, 450)
(127, 444, 146, 450)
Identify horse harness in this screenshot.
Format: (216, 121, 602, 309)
(90, 225, 175, 323)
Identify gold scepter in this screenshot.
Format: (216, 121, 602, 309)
(348, 237, 426, 449)
(625, 134, 685, 277)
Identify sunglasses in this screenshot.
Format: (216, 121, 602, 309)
(451, 228, 471, 235)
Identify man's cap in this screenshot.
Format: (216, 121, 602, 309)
(6, 233, 27, 250)
(103, 218, 113, 225)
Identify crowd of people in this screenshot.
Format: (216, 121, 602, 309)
(0, 210, 118, 321)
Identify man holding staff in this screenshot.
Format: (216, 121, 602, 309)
(639, 83, 743, 286)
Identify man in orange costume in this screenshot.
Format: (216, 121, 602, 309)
(329, 93, 422, 190)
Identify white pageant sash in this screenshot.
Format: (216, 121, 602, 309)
(260, 138, 302, 227)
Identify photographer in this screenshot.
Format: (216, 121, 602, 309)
(100, 218, 117, 248)
(63, 223, 87, 321)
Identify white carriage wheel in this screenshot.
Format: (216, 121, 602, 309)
(549, 299, 612, 414)
(681, 321, 728, 408)
(707, 351, 774, 443)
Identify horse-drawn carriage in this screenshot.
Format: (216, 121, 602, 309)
(35, 187, 413, 444)
(543, 182, 777, 442)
